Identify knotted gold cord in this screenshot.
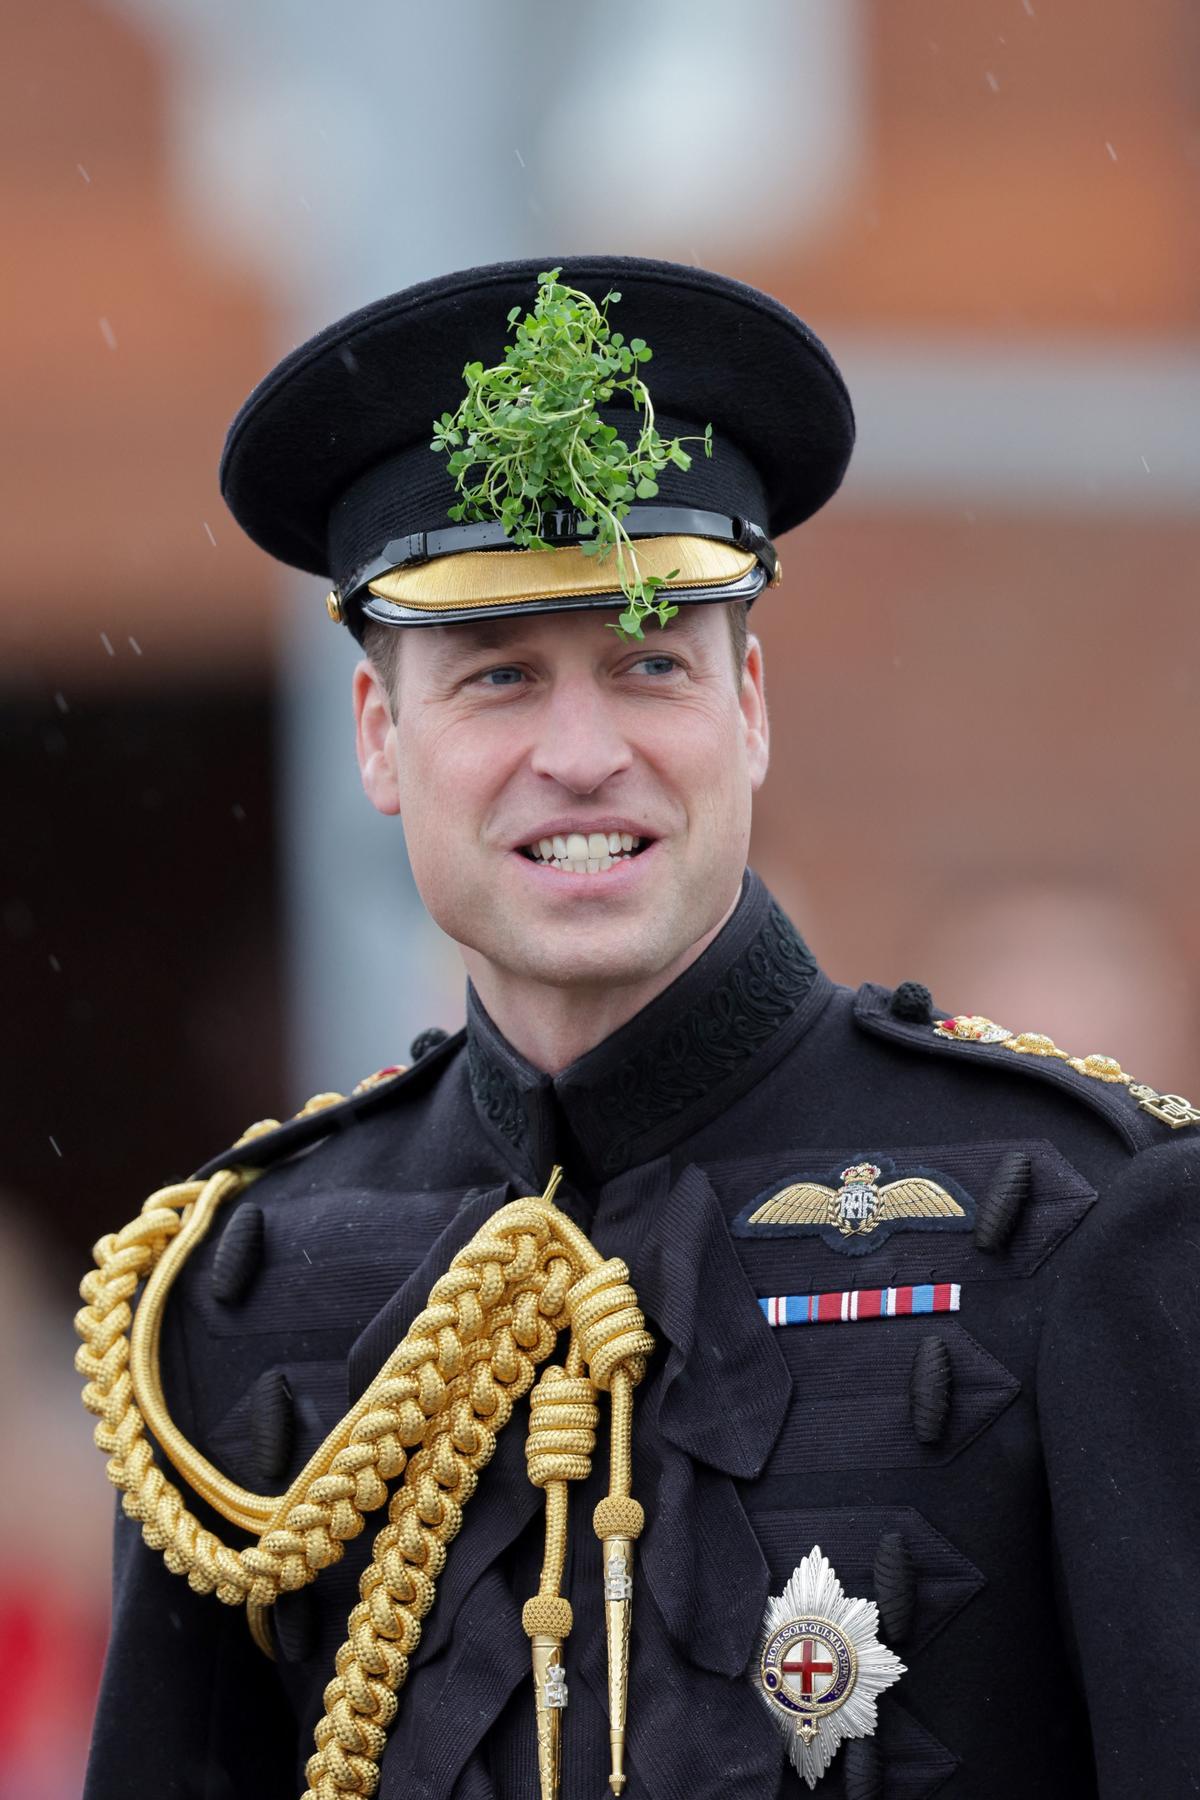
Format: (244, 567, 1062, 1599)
(75, 1146, 654, 1800)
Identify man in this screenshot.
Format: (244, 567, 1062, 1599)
(77, 257, 1199, 1799)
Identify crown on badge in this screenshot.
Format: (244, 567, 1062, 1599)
(430, 267, 713, 640)
(839, 1161, 882, 1186)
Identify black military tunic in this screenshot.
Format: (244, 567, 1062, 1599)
(85, 873, 1200, 1798)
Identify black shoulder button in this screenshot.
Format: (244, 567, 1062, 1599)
(888, 980, 933, 1023)
(190, 1026, 466, 1181)
(410, 1025, 451, 1061)
(855, 982, 1198, 1154)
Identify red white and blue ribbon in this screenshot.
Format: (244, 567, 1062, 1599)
(759, 1283, 961, 1327)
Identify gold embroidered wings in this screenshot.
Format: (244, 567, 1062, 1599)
(747, 1176, 965, 1236)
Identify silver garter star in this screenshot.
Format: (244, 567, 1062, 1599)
(754, 1545, 905, 1789)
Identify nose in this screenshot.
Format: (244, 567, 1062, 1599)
(528, 671, 633, 794)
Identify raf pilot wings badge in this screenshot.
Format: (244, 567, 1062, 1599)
(732, 1157, 974, 1256)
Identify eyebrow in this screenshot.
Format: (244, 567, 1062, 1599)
(425, 617, 534, 669)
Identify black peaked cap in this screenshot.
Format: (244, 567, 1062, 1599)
(219, 254, 856, 586)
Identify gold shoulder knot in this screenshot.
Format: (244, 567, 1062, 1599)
(933, 1015, 1200, 1130)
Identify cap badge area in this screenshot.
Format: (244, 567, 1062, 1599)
(756, 1546, 904, 1789)
(733, 1159, 971, 1256)
(933, 1016, 1200, 1129)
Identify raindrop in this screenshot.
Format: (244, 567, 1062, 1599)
(54, 691, 69, 714)
(77, 163, 91, 184)
(100, 631, 115, 656)
(985, 71, 1000, 92)
(98, 317, 117, 351)
(202, 521, 217, 546)
(514, 147, 526, 168)
(1140, 454, 1150, 473)
(49, 954, 62, 973)
(49, 1135, 63, 1158)
(129, 636, 143, 655)
(1022, 0, 1035, 14)
(1105, 142, 1118, 162)
(302, 1248, 313, 1264)
(231, 803, 246, 822)
(299, 195, 312, 212)
(338, 346, 358, 374)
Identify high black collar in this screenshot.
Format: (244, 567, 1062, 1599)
(465, 871, 829, 1185)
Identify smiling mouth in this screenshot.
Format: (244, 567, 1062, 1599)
(518, 831, 650, 875)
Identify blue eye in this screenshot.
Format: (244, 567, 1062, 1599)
(478, 666, 525, 687)
(633, 655, 678, 676)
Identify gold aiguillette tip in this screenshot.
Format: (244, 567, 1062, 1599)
(530, 1634, 566, 1800)
(602, 1535, 635, 1795)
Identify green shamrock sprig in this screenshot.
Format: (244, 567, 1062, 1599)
(430, 268, 712, 638)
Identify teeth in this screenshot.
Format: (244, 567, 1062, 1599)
(523, 831, 647, 873)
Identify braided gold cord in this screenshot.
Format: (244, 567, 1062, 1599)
(76, 1159, 655, 1800)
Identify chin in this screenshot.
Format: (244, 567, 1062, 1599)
(482, 900, 721, 994)
(514, 942, 671, 991)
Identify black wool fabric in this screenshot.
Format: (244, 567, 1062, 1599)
(85, 873, 1200, 1799)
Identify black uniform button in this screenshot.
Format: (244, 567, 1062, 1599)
(250, 1368, 295, 1489)
(973, 1148, 1032, 1252)
(409, 1026, 450, 1060)
(909, 1335, 953, 1446)
(873, 1530, 917, 1644)
(210, 1201, 264, 1304)
(887, 980, 933, 1023)
(843, 1738, 882, 1800)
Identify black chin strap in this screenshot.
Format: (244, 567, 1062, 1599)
(336, 507, 777, 614)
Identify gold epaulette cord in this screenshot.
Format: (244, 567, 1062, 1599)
(75, 1091, 654, 1800)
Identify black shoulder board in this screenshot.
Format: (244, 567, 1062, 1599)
(853, 983, 1199, 1155)
(191, 1027, 465, 1180)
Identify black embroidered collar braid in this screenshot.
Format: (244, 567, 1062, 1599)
(464, 871, 829, 1185)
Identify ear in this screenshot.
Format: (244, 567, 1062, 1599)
(352, 658, 402, 816)
(740, 633, 770, 790)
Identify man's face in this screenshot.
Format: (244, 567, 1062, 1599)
(353, 602, 769, 994)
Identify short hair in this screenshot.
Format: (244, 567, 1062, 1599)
(364, 598, 749, 713)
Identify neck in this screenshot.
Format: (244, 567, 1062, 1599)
(461, 892, 741, 1074)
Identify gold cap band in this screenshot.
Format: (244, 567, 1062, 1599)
(366, 534, 757, 615)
